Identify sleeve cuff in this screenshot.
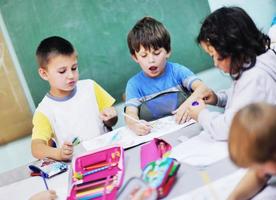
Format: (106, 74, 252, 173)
(215, 91, 228, 107)
(183, 76, 201, 92)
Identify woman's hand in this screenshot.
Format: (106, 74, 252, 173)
(200, 88, 218, 105)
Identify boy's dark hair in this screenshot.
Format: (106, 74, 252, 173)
(229, 103, 276, 167)
(197, 7, 271, 80)
(127, 17, 171, 55)
(36, 36, 75, 68)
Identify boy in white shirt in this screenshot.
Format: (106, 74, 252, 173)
(32, 36, 117, 161)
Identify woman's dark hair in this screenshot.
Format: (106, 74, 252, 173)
(197, 7, 271, 80)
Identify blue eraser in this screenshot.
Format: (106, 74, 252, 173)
(192, 101, 199, 106)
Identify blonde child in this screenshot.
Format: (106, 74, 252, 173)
(228, 103, 276, 200)
(125, 17, 208, 135)
(32, 36, 117, 161)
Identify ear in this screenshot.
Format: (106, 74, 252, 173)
(131, 54, 139, 63)
(200, 41, 215, 56)
(207, 45, 216, 55)
(166, 51, 172, 59)
(38, 67, 48, 81)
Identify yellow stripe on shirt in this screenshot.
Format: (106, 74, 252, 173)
(32, 112, 54, 142)
(94, 81, 115, 112)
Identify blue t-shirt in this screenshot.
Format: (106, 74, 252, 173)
(125, 61, 199, 107)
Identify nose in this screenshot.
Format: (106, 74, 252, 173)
(148, 54, 155, 63)
(67, 70, 74, 79)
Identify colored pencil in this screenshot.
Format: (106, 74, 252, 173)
(122, 113, 153, 127)
(41, 172, 49, 190)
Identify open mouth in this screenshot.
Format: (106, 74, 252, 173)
(149, 66, 158, 72)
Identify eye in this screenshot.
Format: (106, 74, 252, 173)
(58, 70, 66, 74)
(140, 54, 147, 58)
(72, 65, 78, 71)
(153, 51, 161, 55)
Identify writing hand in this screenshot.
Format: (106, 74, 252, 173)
(29, 190, 57, 200)
(133, 120, 151, 136)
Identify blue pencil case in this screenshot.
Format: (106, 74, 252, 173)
(29, 158, 68, 178)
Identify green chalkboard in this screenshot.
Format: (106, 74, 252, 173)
(0, 0, 211, 106)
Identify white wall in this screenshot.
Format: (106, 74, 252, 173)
(208, 0, 276, 33)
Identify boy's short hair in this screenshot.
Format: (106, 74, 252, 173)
(36, 36, 75, 68)
(127, 16, 171, 55)
(229, 103, 276, 167)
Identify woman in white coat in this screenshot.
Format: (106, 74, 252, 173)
(188, 6, 276, 140)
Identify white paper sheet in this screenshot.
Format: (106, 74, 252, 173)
(83, 116, 195, 151)
(172, 169, 247, 200)
(252, 185, 276, 200)
(170, 132, 228, 166)
(0, 170, 68, 200)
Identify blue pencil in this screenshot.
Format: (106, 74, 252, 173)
(41, 172, 49, 190)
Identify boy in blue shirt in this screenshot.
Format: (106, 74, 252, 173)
(125, 17, 208, 135)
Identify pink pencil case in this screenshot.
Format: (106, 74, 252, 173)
(140, 138, 172, 170)
(67, 145, 125, 200)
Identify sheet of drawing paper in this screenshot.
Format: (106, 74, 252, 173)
(170, 132, 228, 166)
(173, 169, 247, 200)
(83, 116, 195, 151)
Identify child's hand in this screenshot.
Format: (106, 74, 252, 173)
(29, 190, 57, 200)
(100, 107, 117, 121)
(100, 107, 118, 128)
(59, 141, 73, 161)
(172, 103, 190, 124)
(199, 89, 218, 105)
(187, 99, 206, 121)
(130, 187, 155, 200)
(132, 120, 151, 136)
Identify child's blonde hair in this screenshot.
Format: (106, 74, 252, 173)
(229, 103, 276, 167)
